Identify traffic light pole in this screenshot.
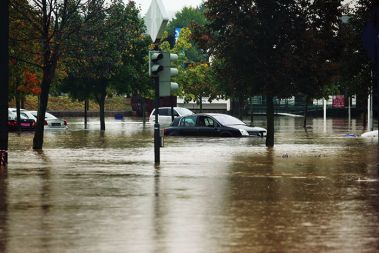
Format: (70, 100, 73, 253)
(154, 75, 160, 164)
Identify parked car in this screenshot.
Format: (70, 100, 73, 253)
(30, 111, 68, 128)
(8, 110, 36, 131)
(164, 113, 267, 137)
(9, 108, 37, 121)
(149, 107, 194, 124)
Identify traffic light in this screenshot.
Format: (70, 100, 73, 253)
(148, 51, 179, 96)
(149, 51, 163, 77)
(159, 52, 179, 96)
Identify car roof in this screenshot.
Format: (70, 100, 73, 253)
(184, 113, 224, 117)
(9, 108, 31, 112)
(154, 107, 187, 109)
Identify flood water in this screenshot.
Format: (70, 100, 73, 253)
(1, 116, 378, 253)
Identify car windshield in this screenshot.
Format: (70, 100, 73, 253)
(212, 114, 246, 126)
(176, 107, 193, 116)
(45, 112, 57, 119)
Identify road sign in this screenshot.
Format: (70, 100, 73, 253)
(143, 0, 169, 43)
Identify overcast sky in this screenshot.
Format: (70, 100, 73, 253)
(133, 0, 204, 17)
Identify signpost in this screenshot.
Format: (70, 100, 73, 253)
(144, 0, 169, 43)
(144, 0, 170, 164)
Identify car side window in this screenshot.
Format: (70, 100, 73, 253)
(197, 117, 206, 127)
(21, 112, 30, 118)
(158, 108, 169, 116)
(204, 117, 215, 127)
(180, 116, 196, 127)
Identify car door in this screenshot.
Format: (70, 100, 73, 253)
(196, 116, 218, 136)
(178, 115, 198, 136)
(158, 108, 171, 125)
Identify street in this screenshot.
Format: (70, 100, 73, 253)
(1, 115, 378, 253)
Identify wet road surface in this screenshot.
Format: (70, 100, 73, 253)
(1, 116, 378, 252)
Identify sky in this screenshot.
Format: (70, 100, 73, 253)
(133, 0, 204, 18)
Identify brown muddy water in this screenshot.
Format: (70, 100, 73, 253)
(0, 116, 378, 253)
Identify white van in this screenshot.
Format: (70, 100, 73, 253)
(149, 107, 194, 125)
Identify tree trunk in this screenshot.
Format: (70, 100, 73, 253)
(33, 66, 54, 149)
(199, 95, 203, 113)
(33, 15, 60, 150)
(303, 95, 308, 128)
(20, 96, 25, 109)
(84, 99, 88, 129)
(99, 83, 106, 131)
(16, 93, 21, 132)
(141, 97, 146, 125)
(250, 98, 254, 126)
(239, 95, 245, 120)
(266, 95, 275, 147)
(99, 99, 105, 131)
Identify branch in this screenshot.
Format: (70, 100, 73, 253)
(10, 55, 43, 69)
(10, 1, 44, 34)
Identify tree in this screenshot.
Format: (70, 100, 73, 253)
(166, 6, 208, 63)
(9, 0, 41, 129)
(291, 0, 343, 128)
(63, 0, 145, 130)
(110, 33, 151, 101)
(9, 0, 105, 149)
(205, 0, 300, 146)
(178, 63, 217, 111)
(160, 27, 223, 108)
(338, 1, 378, 124)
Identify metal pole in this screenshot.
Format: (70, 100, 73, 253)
(367, 93, 371, 131)
(0, 0, 9, 171)
(348, 96, 351, 131)
(323, 98, 327, 132)
(154, 76, 160, 164)
(377, 38, 379, 142)
(370, 90, 373, 131)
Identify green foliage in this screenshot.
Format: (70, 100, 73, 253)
(63, 0, 146, 101)
(166, 6, 207, 36)
(177, 63, 215, 102)
(165, 6, 208, 63)
(338, 1, 376, 100)
(291, 0, 343, 100)
(202, 0, 346, 146)
(110, 34, 151, 98)
(160, 28, 222, 102)
(9, 0, 41, 101)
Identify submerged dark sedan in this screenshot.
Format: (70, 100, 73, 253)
(164, 113, 267, 137)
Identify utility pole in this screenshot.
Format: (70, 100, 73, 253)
(0, 0, 9, 172)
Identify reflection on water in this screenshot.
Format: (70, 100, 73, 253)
(1, 116, 378, 252)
